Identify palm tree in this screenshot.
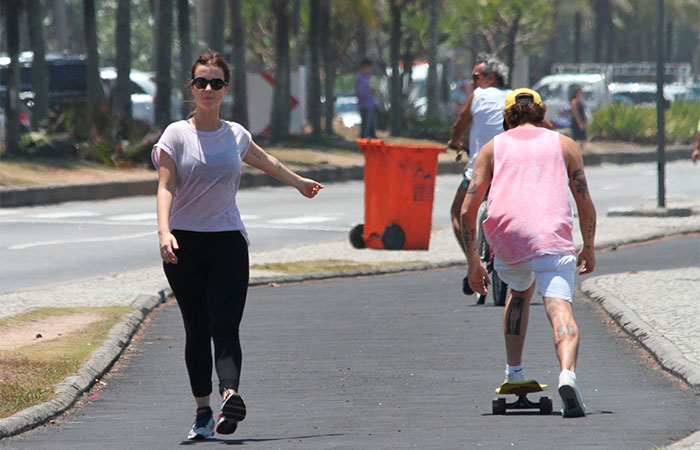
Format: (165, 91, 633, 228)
(426, 0, 439, 121)
(389, 0, 403, 135)
(83, 0, 103, 143)
(197, 0, 225, 53)
(320, 0, 334, 135)
(178, 0, 192, 119)
(26, 0, 48, 128)
(307, 0, 322, 136)
(155, 0, 173, 130)
(229, 0, 248, 127)
(2, 0, 21, 155)
(114, 0, 132, 124)
(270, 0, 291, 142)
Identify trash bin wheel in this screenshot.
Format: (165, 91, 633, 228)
(381, 224, 405, 250)
(349, 224, 366, 249)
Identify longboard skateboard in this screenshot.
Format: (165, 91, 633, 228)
(492, 380, 552, 415)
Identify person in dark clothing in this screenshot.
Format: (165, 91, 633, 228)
(570, 86, 587, 148)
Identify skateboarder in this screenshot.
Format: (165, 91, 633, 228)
(460, 88, 597, 417)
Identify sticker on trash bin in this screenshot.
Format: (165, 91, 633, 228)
(413, 169, 434, 202)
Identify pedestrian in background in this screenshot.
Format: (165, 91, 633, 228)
(570, 86, 587, 148)
(446, 53, 510, 296)
(691, 117, 699, 163)
(152, 51, 324, 441)
(461, 88, 597, 417)
(355, 57, 377, 139)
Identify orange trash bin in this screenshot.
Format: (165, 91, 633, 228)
(350, 139, 446, 250)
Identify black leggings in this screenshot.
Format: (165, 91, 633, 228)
(163, 230, 249, 398)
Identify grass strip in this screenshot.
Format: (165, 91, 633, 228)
(251, 259, 425, 274)
(0, 306, 132, 419)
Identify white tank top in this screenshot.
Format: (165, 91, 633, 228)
(466, 87, 510, 180)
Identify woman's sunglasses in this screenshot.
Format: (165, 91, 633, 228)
(191, 77, 228, 90)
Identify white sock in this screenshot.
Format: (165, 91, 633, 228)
(559, 369, 576, 382)
(506, 364, 524, 376)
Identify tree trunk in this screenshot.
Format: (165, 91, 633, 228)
(270, 0, 291, 142)
(83, 0, 103, 142)
(506, 11, 522, 87)
(114, 0, 132, 124)
(426, 0, 439, 121)
(229, 0, 248, 127)
(2, 0, 21, 155)
(573, 11, 581, 63)
(197, 0, 225, 53)
(320, 0, 334, 135)
(27, 0, 48, 128)
(52, 0, 69, 52)
(155, 0, 173, 129)
(356, 16, 367, 60)
(389, 0, 403, 136)
(307, 0, 322, 136)
(178, 0, 192, 118)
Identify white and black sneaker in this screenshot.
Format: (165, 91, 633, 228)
(216, 392, 247, 435)
(558, 371, 586, 418)
(187, 406, 215, 440)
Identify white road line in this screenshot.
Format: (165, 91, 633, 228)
(268, 216, 335, 225)
(8, 231, 156, 250)
(106, 213, 157, 221)
(28, 211, 100, 219)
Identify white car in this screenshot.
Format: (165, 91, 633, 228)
(100, 67, 181, 125)
(532, 73, 611, 128)
(334, 95, 361, 128)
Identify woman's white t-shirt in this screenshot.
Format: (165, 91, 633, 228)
(152, 119, 252, 243)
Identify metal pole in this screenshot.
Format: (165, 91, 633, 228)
(656, 0, 666, 208)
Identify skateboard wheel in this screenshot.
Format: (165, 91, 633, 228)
(349, 224, 366, 249)
(539, 396, 552, 415)
(492, 398, 506, 415)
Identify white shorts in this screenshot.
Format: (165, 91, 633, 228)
(494, 254, 577, 302)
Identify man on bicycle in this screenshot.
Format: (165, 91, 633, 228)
(446, 53, 510, 295)
(460, 88, 597, 417)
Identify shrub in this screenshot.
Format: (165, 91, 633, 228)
(590, 101, 700, 144)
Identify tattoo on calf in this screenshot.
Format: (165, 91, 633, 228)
(571, 169, 588, 198)
(505, 296, 525, 335)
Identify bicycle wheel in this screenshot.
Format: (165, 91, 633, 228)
(491, 270, 508, 307)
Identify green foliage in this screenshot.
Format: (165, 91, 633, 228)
(589, 101, 700, 144)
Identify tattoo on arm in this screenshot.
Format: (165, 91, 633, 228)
(585, 217, 596, 249)
(251, 148, 263, 159)
(571, 169, 588, 199)
(466, 174, 478, 195)
(461, 228, 476, 253)
(505, 296, 525, 335)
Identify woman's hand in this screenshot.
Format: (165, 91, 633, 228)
(159, 231, 179, 264)
(297, 178, 324, 198)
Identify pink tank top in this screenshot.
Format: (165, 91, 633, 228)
(482, 127, 574, 265)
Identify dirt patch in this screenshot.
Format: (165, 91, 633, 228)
(0, 158, 155, 187)
(0, 312, 104, 351)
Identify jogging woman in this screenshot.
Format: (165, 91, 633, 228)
(153, 52, 324, 440)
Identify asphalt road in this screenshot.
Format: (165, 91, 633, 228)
(1, 160, 698, 293)
(2, 236, 698, 450)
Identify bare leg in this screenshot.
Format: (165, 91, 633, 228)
(504, 282, 536, 366)
(543, 297, 579, 372)
(451, 182, 468, 257)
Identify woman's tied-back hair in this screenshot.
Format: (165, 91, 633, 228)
(477, 52, 508, 88)
(190, 51, 230, 83)
(187, 51, 230, 118)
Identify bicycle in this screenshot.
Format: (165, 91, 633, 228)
(475, 198, 508, 306)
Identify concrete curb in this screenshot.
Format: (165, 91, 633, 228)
(0, 290, 170, 439)
(580, 278, 700, 394)
(0, 146, 690, 207)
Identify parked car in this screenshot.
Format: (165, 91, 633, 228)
(334, 94, 361, 128)
(608, 82, 692, 106)
(0, 85, 33, 140)
(532, 73, 610, 128)
(0, 51, 88, 112)
(100, 67, 181, 125)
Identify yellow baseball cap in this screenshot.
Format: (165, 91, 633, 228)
(504, 88, 543, 110)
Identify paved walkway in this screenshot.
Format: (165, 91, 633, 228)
(0, 203, 698, 446)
